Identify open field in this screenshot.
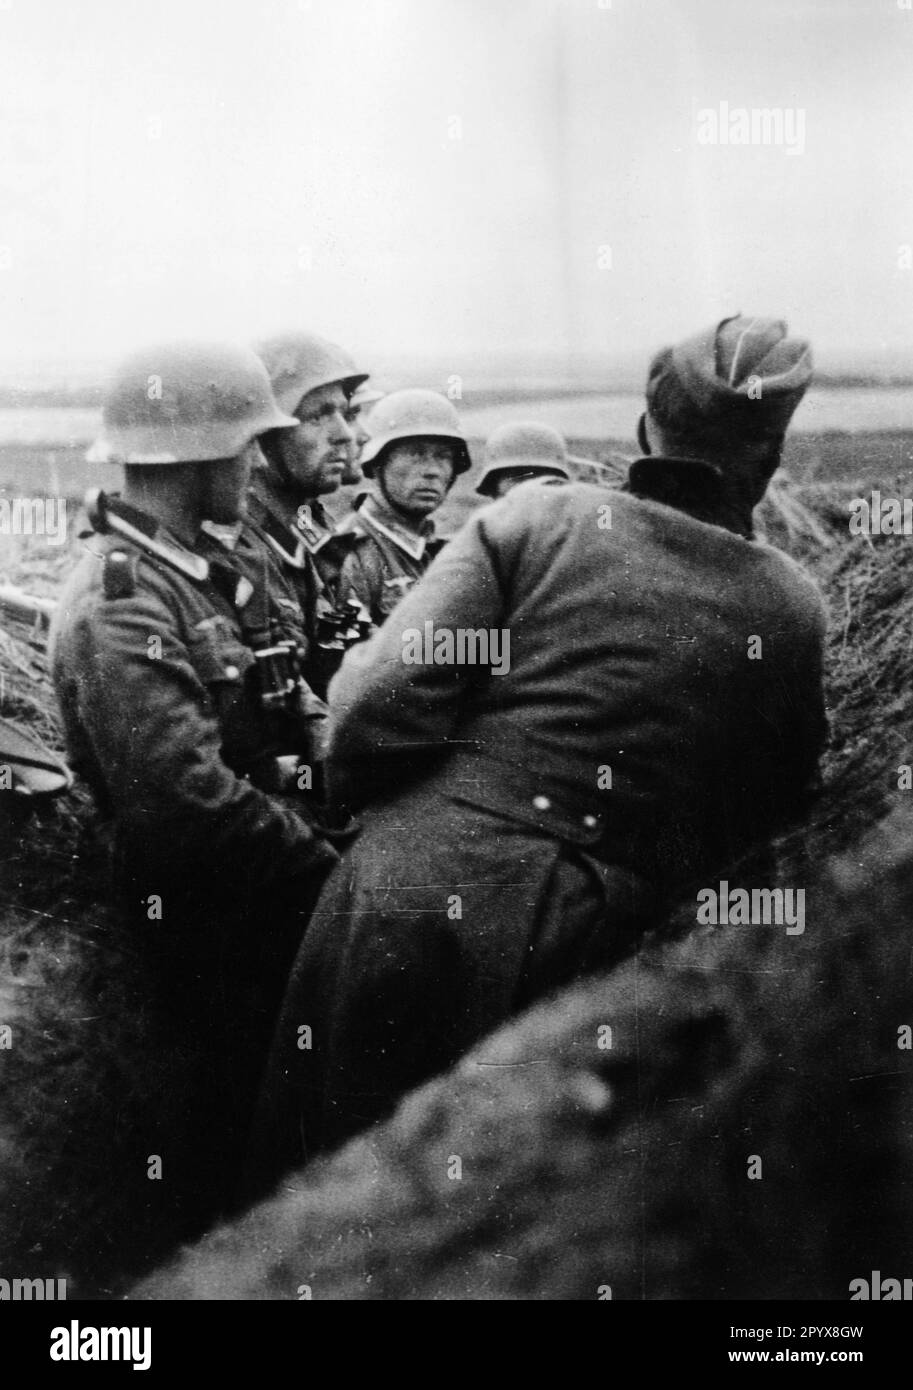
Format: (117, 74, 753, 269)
(1, 396, 913, 560)
(1, 384, 913, 503)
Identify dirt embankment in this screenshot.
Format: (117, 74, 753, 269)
(2, 477, 912, 1297)
(134, 798, 913, 1301)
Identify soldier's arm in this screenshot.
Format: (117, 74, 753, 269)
(326, 499, 526, 812)
(66, 586, 337, 888)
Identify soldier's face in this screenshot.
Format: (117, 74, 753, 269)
(340, 400, 370, 486)
(380, 439, 456, 517)
(203, 440, 260, 523)
(278, 382, 355, 496)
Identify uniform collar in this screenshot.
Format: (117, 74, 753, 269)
(80, 496, 240, 588)
(356, 489, 437, 562)
(623, 455, 755, 539)
(248, 471, 338, 565)
(80, 494, 208, 568)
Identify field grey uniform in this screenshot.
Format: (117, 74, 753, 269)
(241, 471, 359, 699)
(334, 489, 447, 625)
(50, 508, 337, 1228)
(250, 465, 828, 1180)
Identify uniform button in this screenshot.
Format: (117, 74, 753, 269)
(532, 795, 551, 811)
(583, 814, 599, 829)
(224, 664, 240, 680)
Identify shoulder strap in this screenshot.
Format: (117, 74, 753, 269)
(85, 490, 211, 583)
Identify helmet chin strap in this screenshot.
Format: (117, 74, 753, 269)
(636, 413, 651, 455)
(276, 450, 294, 490)
(271, 423, 328, 501)
(374, 459, 398, 513)
(374, 458, 417, 521)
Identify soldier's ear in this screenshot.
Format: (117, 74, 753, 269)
(636, 413, 651, 455)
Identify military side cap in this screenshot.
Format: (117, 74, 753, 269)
(648, 315, 813, 439)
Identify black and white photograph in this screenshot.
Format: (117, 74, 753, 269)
(1, 0, 912, 1345)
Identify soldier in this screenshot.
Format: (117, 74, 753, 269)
(339, 383, 385, 488)
(474, 422, 572, 499)
(49, 340, 341, 1233)
(249, 315, 828, 1181)
(240, 331, 372, 697)
(335, 389, 472, 625)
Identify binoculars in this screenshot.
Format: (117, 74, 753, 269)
(315, 598, 373, 651)
(252, 640, 308, 711)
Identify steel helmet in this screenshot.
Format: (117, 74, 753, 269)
(348, 384, 385, 410)
(87, 341, 298, 465)
(475, 422, 574, 497)
(360, 388, 471, 478)
(0, 716, 72, 799)
(254, 332, 370, 416)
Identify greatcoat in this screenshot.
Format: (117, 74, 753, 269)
(250, 466, 828, 1184)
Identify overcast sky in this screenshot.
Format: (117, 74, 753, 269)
(0, 0, 911, 379)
